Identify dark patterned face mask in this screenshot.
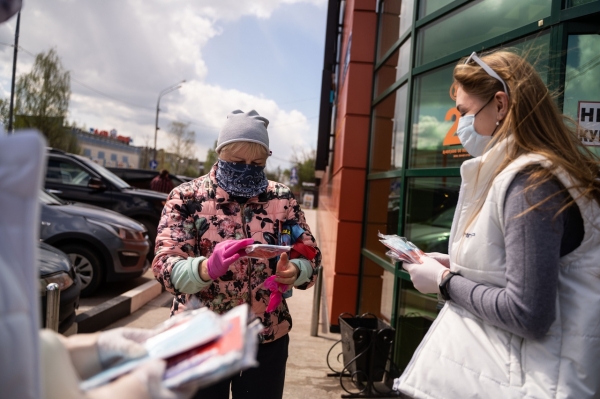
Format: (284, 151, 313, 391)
(216, 159, 268, 198)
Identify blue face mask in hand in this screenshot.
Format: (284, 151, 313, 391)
(457, 96, 497, 157)
(216, 159, 268, 198)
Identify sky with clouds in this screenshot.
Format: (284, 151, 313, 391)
(0, 0, 327, 170)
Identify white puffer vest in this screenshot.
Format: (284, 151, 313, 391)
(398, 139, 600, 399)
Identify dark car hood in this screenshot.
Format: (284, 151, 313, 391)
(38, 242, 71, 276)
(122, 187, 168, 200)
(57, 202, 146, 231)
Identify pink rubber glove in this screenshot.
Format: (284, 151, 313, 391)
(207, 238, 254, 280)
(263, 275, 289, 312)
(403, 255, 448, 294)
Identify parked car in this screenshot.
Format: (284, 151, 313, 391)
(107, 167, 191, 191)
(39, 190, 150, 296)
(407, 206, 455, 253)
(44, 149, 167, 258)
(38, 242, 81, 334)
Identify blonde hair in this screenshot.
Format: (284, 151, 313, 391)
(218, 141, 269, 160)
(451, 50, 600, 230)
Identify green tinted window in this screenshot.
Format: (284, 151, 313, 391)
(377, 0, 415, 61)
(363, 178, 402, 261)
(564, 34, 600, 152)
(358, 257, 395, 322)
(568, 0, 597, 6)
(418, 0, 454, 18)
(370, 85, 408, 172)
(399, 0, 415, 38)
(404, 176, 461, 253)
(416, 0, 551, 66)
(409, 64, 466, 168)
(374, 38, 411, 97)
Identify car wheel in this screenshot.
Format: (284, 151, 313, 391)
(60, 245, 103, 297)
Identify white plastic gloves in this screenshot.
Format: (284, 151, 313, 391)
(403, 253, 450, 294)
(97, 327, 155, 368)
(94, 328, 196, 399)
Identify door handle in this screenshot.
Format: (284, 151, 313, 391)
(47, 189, 62, 195)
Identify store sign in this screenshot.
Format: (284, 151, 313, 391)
(441, 107, 469, 159)
(578, 101, 600, 146)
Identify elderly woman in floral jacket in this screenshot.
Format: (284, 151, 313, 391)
(152, 109, 321, 399)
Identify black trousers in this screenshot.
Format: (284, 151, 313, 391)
(192, 334, 289, 399)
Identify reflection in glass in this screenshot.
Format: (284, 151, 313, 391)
(374, 39, 411, 98)
(416, 0, 551, 66)
(378, 0, 401, 60)
(569, 0, 596, 5)
(565, 35, 600, 155)
(394, 279, 438, 369)
(380, 270, 395, 322)
(358, 257, 385, 319)
(418, 0, 454, 19)
(377, 0, 415, 61)
(371, 85, 408, 172)
(404, 176, 461, 253)
(410, 64, 464, 169)
(363, 178, 402, 261)
(399, 0, 414, 38)
(393, 85, 409, 169)
(564, 35, 600, 118)
(375, 49, 400, 97)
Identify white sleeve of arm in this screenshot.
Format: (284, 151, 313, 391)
(170, 256, 211, 294)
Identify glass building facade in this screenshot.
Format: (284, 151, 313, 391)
(317, 0, 600, 369)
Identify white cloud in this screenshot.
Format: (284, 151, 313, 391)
(0, 0, 325, 169)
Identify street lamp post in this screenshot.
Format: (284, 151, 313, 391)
(153, 80, 185, 167)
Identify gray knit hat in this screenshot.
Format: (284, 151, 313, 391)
(216, 109, 270, 153)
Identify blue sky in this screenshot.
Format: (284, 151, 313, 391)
(0, 0, 328, 170)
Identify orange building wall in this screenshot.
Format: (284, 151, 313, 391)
(317, 0, 377, 329)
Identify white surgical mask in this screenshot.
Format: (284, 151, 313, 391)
(456, 114, 492, 157)
(457, 94, 499, 157)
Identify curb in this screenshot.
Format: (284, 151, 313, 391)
(75, 280, 163, 333)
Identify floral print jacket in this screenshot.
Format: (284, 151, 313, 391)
(152, 165, 321, 343)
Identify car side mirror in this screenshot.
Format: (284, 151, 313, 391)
(88, 177, 107, 191)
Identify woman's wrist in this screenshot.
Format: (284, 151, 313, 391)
(199, 259, 211, 282)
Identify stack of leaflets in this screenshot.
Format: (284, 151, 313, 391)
(80, 304, 262, 391)
(378, 232, 426, 264)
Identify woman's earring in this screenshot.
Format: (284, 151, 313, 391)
(496, 121, 500, 126)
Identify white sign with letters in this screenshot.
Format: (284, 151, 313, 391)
(578, 101, 600, 146)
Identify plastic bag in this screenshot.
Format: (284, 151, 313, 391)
(245, 244, 291, 259)
(378, 232, 425, 264)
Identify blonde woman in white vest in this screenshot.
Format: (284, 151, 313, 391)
(397, 50, 600, 399)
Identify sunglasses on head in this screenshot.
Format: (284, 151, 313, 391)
(465, 52, 509, 98)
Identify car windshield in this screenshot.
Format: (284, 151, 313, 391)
(39, 190, 65, 205)
(77, 156, 132, 189)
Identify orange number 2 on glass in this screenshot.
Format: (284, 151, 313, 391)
(443, 108, 461, 146)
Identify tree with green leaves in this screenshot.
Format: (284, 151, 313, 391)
(15, 48, 78, 152)
(204, 140, 218, 173)
(290, 146, 316, 191)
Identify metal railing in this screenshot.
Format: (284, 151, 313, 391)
(45, 283, 60, 331)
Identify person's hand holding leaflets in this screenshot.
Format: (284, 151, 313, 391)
(206, 238, 254, 280)
(379, 232, 449, 294)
